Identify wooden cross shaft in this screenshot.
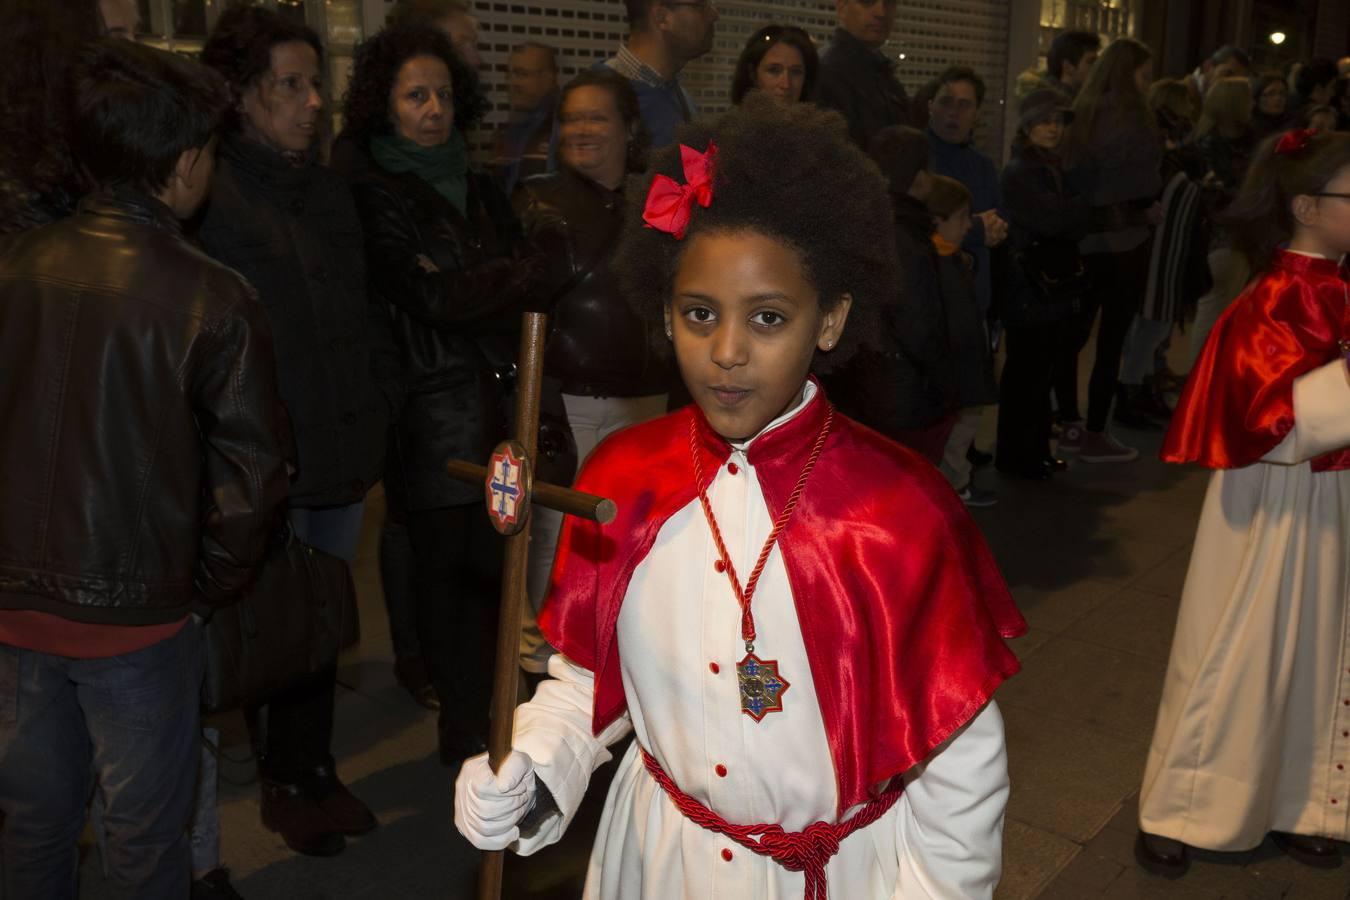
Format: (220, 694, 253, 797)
(442, 311, 616, 900)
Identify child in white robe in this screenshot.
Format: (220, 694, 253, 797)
(1138, 128, 1350, 874)
(454, 96, 1026, 899)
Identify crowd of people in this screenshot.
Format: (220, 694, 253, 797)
(0, 0, 1348, 897)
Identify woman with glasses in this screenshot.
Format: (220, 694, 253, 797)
(1251, 73, 1292, 141)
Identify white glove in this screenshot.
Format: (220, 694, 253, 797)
(454, 750, 537, 851)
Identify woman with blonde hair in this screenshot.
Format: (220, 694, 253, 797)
(1188, 76, 1257, 365)
(1196, 77, 1255, 188)
(1115, 79, 1210, 428)
(1056, 38, 1162, 461)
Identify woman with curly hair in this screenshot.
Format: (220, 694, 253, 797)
(196, 4, 399, 860)
(335, 24, 534, 764)
(730, 24, 818, 105)
(454, 95, 1024, 899)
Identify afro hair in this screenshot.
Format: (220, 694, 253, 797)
(612, 93, 897, 374)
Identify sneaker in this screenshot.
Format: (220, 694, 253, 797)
(1078, 430, 1139, 463)
(1057, 420, 1085, 454)
(957, 484, 998, 507)
(193, 868, 245, 900)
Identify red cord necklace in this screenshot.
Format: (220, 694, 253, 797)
(690, 405, 833, 721)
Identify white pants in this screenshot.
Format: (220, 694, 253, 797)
(1120, 316, 1174, 386)
(939, 407, 984, 491)
(520, 393, 668, 671)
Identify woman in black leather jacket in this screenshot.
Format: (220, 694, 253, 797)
(510, 67, 667, 674)
(197, 6, 398, 861)
(337, 24, 533, 763)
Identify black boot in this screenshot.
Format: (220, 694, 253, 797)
(192, 868, 245, 900)
(260, 779, 346, 857)
(305, 763, 378, 836)
(1113, 386, 1166, 432)
(394, 654, 440, 711)
(1139, 376, 1175, 420)
(1271, 830, 1342, 867)
(438, 710, 488, 766)
(1135, 829, 1188, 877)
(994, 457, 1053, 481)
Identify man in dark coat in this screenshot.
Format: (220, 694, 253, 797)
(926, 66, 1007, 315)
(815, 0, 909, 149)
(491, 42, 560, 195)
(602, 0, 718, 149)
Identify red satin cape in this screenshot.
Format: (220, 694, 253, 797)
(537, 385, 1026, 815)
(1162, 250, 1350, 472)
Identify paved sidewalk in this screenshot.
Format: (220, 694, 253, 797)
(75, 428, 1350, 900)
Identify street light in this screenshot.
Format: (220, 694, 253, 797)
(1270, 32, 1287, 45)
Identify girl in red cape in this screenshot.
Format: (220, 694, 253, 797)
(1137, 130, 1350, 875)
(452, 95, 1025, 899)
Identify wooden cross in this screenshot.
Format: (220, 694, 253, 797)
(443, 311, 616, 900)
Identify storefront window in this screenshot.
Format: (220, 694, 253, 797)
(1037, 0, 1136, 70)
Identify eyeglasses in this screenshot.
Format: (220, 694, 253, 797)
(1315, 193, 1350, 200)
(665, 0, 715, 9)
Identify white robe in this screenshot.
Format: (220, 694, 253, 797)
(1140, 359, 1350, 849)
(510, 386, 1011, 898)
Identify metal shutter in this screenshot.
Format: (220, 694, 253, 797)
(465, 1, 1010, 160)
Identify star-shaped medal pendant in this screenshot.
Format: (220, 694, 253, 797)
(738, 652, 790, 722)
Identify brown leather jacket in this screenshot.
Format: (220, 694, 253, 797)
(0, 189, 290, 625)
(513, 168, 668, 398)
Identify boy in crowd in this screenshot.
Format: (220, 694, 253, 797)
(0, 40, 288, 898)
(927, 175, 998, 506)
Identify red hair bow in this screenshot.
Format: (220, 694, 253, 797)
(642, 141, 718, 239)
(1275, 128, 1316, 157)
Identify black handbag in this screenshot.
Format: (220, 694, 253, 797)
(1014, 238, 1093, 323)
(200, 520, 360, 713)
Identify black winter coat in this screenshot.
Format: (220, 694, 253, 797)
(1000, 142, 1093, 326)
(815, 28, 911, 149)
(937, 251, 998, 408)
(197, 134, 398, 508)
(827, 194, 955, 433)
(0, 190, 290, 623)
(512, 167, 668, 398)
(337, 137, 533, 510)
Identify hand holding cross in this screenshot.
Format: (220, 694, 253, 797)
(443, 311, 616, 900)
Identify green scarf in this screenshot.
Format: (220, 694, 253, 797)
(370, 130, 468, 215)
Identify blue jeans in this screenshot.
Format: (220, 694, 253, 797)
(0, 624, 203, 900)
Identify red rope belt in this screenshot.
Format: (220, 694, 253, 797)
(640, 748, 903, 900)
